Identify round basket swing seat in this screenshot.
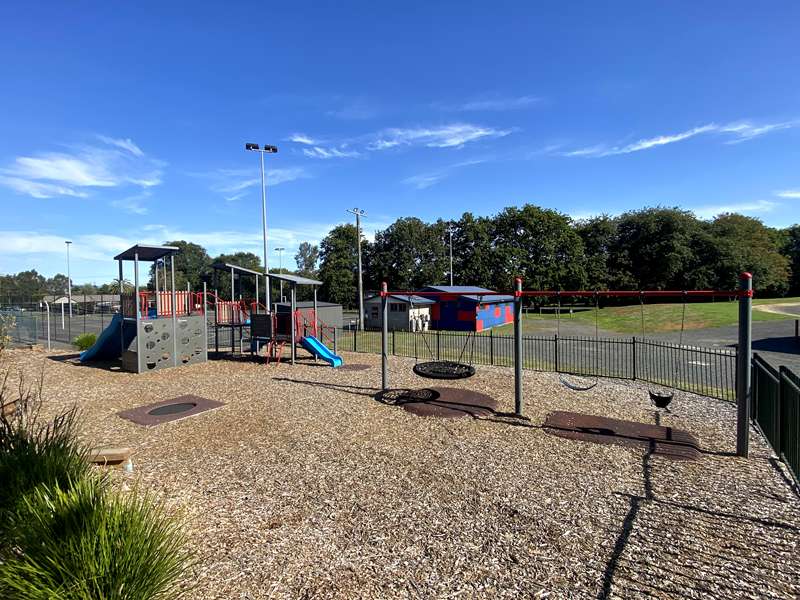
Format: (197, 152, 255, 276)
(413, 361, 476, 380)
(649, 390, 674, 409)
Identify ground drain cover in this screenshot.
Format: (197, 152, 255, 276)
(118, 395, 224, 427)
(338, 364, 371, 371)
(543, 410, 700, 460)
(378, 387, 498, 419)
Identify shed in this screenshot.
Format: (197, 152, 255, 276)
(420, 286, 514, 332)
(363, 294, 435, 331)
(275, 301, 343, 329)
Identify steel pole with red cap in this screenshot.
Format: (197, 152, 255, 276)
(736, 272, 753, 457)
(514, 276, 524, 416)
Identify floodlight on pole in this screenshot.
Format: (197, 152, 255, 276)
(245, 142, 278, 310)
(346, 208, 367, 331)
(65, 240, 73, 318)
(274, 247, 285, 302)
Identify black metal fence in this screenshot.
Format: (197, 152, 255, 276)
(1, 297, 120, 348)
(752, 354, 800, 485)
(327, 328, 737, 402)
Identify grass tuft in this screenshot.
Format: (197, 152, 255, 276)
(0, 477, 193, 600)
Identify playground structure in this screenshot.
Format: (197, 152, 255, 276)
(209, 261, 266, 355)
(205, 264, 342, 367)
(80, 244, 208, 373)
(249, 272, 341, 367)
(378, 273, 755, 457)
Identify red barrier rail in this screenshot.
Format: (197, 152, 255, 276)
(380, 288, 752, 299)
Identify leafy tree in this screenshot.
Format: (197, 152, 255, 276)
(610, 208, 706, 289)
(319, 224, 360, 307)
(491, 205, 586, 290)
(211, 252, 263, 300)
(150, 241, 212, 292)
(783, 224, 800, 295)
(368, 217, 448, 290)
(451, 213, 494, 289)
(576, 216, 617, 290)
(294, 242, 320, 276)
(45, 274, 70, 296)
(709, 214, 790, 295)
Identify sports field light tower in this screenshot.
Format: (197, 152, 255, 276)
(245, 142, 278, 309)
(346, 208, 367, 331)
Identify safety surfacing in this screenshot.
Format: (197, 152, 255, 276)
(378, 387, 498, 419)
(543, 410, 701, 460)
(118, 395, 224, 427)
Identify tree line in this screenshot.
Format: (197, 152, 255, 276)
(318, 205, 800, 307)
(2, 205, 798, 308)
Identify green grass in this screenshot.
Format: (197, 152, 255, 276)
(489, 297, 800, 335)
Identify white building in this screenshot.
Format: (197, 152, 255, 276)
(363, 294, 435, 331)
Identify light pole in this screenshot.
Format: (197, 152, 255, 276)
(346, 208, 366, 331)
(245, 142, 278, 310)
(448, 226, 454, 286)
(65, 240, 72, 318)
(274, 247, 285, 302)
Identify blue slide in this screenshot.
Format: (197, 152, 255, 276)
(300, 335, 343, 368)
(80, 313, 137, 362)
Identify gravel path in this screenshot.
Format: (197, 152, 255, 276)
(4, 348, 799, 599)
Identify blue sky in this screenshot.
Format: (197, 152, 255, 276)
(1, 1, 799, 284)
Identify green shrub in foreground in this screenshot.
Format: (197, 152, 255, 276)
(73, 333, 97, 351)
(0, 477, 193, 600)
(0, 386, 90, 542)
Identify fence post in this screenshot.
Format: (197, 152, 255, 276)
(392, 330, 396, 355)
(736, 272, 753, 458)
(490, 329, 494, 365)
(333, 327, 337, 354)
(354, 327, 357, 352)
(436, 330, 440, 360)
(554, 334, 559, 373)
(632, 336, 637, 381)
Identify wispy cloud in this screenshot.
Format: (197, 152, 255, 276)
(693, 199, 778, 219)
(563, 119, 799, 158)
(402, 158, 488, 190)
(286, 123, 513, 159)
(286, 133, 318, 145)
(302, 146, 360, 159)
(0, 136, 163, 198)
(369, 124, 512, 150)
(96, 135, 144, 157)
(719, 120, 799, 143)
(775, 189, 800, 199)
(458, 95, 541, 112)
(111, 191, 151, 215)
(196, 166, 308, 202)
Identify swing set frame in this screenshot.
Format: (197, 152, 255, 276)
(378, 274, 755, 457)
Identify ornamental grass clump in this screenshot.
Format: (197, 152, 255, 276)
(0, 370, 90, 542)
(73, 333, 97, 352)
(0, 350, 193, 600)
(0, 477, 192, 600)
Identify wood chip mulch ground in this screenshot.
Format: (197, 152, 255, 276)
(3, 348, 799, 599)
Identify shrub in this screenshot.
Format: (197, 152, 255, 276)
(73, 333, 97, 351)
(0, 477, 193, 600)
(0, 371, 90, 542)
